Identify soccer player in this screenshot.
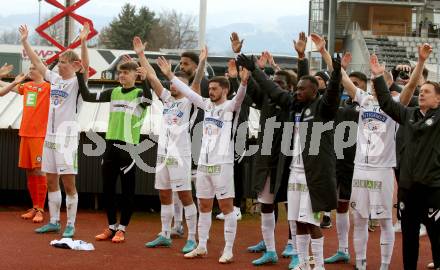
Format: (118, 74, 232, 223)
(373, 48, 439, 270)
(343, 45, 431, 270)
(20, 24, 88, 238)
(243, 32, 308, 266)
(0, 64, 50, 223)
(141, 39, 206, 253)
(76, 39, 152, 242)
(158, 56, 248, 263)
(322, 52, 364, 265)
(238, 52, 342, 270)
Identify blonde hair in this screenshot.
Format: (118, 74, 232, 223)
(59, 49, 80, 63)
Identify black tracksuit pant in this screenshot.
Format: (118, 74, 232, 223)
(399, 184, 440, 270)
(102, 140, 137, 227)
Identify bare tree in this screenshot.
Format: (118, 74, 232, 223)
(149, 10, 198, 50)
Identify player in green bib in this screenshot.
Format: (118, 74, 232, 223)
(76, 60, 152, 243)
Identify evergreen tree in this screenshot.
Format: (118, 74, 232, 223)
(99, 4, 158, 49)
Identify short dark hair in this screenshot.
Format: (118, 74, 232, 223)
(423, 81, 440, 95)
(181, 52, 199, 65)
(208, 76, 230, 90)
(275, 70, 297, 89)
(349, 71, 368, 84)
(118, 61, 139, 71)
(299, 75, 319, 88)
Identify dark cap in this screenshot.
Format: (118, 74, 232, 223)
(314, 70, 330, 82)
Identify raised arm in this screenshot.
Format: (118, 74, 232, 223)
(133, 36, 154, 76)
(339, 52, 359, 99)
(135, 67, 153, 107)
(237, 54, 294, 110)
(229, 67, 249, 111)
(320, 57, 342, 120)
(341, 68, 358, 99)
(230, 32, 244, 54)
(133, 36, 164, 98)
(0, 64, 17, 91)
(266, 52, 281, 72)
(294, 32, 309, 77)
(157, 56, 206, 109)
(78, 22, 90, 82)
(75, 71, 113, 102)
(19, 25, 47, 76)
(370, 54, 408, 124)
(191, 46, 207, 95)
(0, 73, 26, 96)
(400, 43, 432, 106)
(311, 33, 333, 72)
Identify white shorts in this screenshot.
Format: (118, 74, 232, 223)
(287, 170, 321, 226)
(155, 155, 192, 191)
(196, 163, 234, 199)
(350, 166, 394, 219)
(257, 176, 275, 204)
(41, 135, 78, 175)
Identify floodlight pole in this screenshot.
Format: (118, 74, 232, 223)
(328, 0, 337, 56)
(199, 0, 207, 49)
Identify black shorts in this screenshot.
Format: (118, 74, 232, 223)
(336, 170, 353, 201)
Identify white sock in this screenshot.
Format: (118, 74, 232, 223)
(184, 203, 197, 241)
(224, 212, 237, 254)
(353, 211, 369, 264)
(198, 211, 212, 249)
(160, 204, 173, 238)
(173, 192, 183, 226)
(296, 233, 311, 264)
(336, 212, 350, 254)
(48, 190, 62, 224)
(311, 237, 324, 268)
(109, 224, 117, 231)
(288, 220, 298, 254)
(379, 218, 395, 265)
(118, 225, 126, 232)
(65, 193, 78, 226)
(261, 212, 276, 252)
(324, 211, 331, 217)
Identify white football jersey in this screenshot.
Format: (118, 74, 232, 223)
(354, 88, 399, 168)
(170, 77, 246, 165)
(157, 89, 193, 157)
(45, 70, 82, 137)
(199, 99, 238, 165)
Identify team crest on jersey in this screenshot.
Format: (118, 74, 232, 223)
(399, 202, 405, 211)
(51, 89, 69, 106)
(305, 108, 311, 116)
(426, 118, 434, 126)
(363, 119, 382, 132)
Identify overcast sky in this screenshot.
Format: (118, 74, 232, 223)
(1, 0, 309, 28)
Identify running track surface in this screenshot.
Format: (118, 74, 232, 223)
(0, 207, 432, 270)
